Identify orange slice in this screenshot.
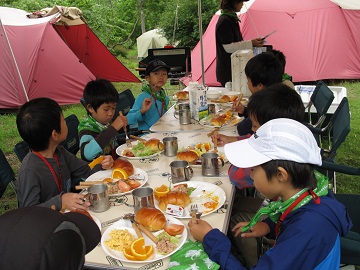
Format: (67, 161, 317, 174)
(123, 247, 137, 260)
(130, 237, 153, 261)
(88, 155, 104, 169)
(154, 185, 170, 201)
(112, 168, 128, 180)
(196, 142, 211, 152)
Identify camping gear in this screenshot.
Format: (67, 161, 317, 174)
(136, 29, 169, 59)
(0, 6, 139, 109)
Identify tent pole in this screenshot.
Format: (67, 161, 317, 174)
(198, 0, 205, 85)
(0, 17, 28, 102)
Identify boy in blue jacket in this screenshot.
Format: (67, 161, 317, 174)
(189, 118, 351, 269)
(127, 59, 170, 131)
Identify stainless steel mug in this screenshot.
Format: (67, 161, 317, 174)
(201, 152, 225, 176)
(178, 103, 190, 111)
(163, 136, 178, 157)
(178, 109, 191, 125)
(169, 160, 193, 184)
(132, 187, 155, 213)
(88, 183, 110, 213)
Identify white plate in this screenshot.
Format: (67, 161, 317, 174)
(116, 141, 163, 160)
(198, 115, 243, 128)
(155, 181, 226, 218)
(101, 215, 187, 263)
(85, 168, 148, 196)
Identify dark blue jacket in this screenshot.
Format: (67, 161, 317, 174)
(203, 194, 351, 269)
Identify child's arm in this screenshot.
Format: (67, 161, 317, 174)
(111, 113, 128, 131)
(127, 94, 152, 125)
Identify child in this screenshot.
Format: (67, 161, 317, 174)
(231, 52, 284, 136)
(189, 118, 351, 269)
(271, 49, 295, 89)
(126, 59, 170, 130)
(16, 97, 114, 211)
(78, 78, 128, 161)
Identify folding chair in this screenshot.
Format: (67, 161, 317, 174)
(306, 80, 335, 129)
(0, 149, 17, 211)
(14, 140, 30, 162)
(60, 114, 80, 155)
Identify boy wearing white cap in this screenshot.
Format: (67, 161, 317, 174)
(189, 118, 351, 269)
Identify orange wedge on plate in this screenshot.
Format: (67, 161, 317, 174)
(112, 168, 128, 180)
(130, 237, 153, 261)
(123, 247, 137, 260)
(154, 185, 170, 201)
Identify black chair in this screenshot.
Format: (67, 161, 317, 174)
(306, 80, 335, 129)
(0, 149, 17, 206)
(60, 114, 80, 155)
(14, 140, 30, 162)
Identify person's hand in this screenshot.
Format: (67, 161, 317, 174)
(252, 38, 265, 47)
(140, 98, 152, 114)
(111, 114, 128, 131)
(101, 155, 114, 170)
(232, 221, 270, 238)
(231, 102, 245, 114)
(211, 133, 238, 147)
(188, 219, 213, 243)
(62, 193, 90, 211)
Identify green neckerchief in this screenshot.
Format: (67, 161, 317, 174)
(220, 9, 240, 22)
(142, 84, 168, 111)
(78, 115, 109, 134)
(283, 73, 293, 82)
(241, 171, 329, 232)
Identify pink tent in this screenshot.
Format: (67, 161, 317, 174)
(0, 7, 140, 109)
(185, 0, 360, 85)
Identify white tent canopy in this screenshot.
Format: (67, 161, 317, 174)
(136, 29, 168, 59)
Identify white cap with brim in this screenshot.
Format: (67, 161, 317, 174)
(224, 118, 322, 168)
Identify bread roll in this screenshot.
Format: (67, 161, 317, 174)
(113, 157, 134, 176)
(176, 150, 199, 163)
(135, 207, 166, 231)
(176, 91, 189, 100)
(144, 138, 164, 152)
(158, 191, 191, 211)
(210, 116, 226, 126)
(218, 95, 230, 103)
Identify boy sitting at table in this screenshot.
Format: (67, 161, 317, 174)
(189, 118, 351, 270)
(16, 97, 113, 210)
(78, 78, 128, 161)
(231, 52, 284, 136)
(126, 59, 171, 131)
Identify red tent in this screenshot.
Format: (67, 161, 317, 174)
(0, 6, 140, 109)
(184, 0, 360, 86)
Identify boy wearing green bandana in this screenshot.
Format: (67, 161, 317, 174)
(126, 59, 170, 131)
(189, 118, 351, 270)
(78, 79, 128, 162)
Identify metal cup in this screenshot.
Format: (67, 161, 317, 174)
(178, 109, 191, 125)
(163, 136, 178, 157)
(132, 187, 155, 213)
(201, 152, 225, 177)
(88, 183, 110, 213)
(169, 160, 193, 184)
(178, 103, 190, 111)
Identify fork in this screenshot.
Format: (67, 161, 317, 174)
(190, 204, 201, 224)
(119, 111, 132, 148)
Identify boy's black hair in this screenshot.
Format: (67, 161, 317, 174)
(271, 49, 286, 68)
(16, 97, 62, 152)
(220, 0, 248, 10)
(247, 83, 305, 125)
(245, 53, 284, 87)
(261, 160, 317, 189)
(83, 79, 119, 114)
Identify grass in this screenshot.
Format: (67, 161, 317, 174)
(1, 67, 360, 214)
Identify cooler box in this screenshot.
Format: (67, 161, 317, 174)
(295, 85, 347, 114)
(231, 49, 254, 97)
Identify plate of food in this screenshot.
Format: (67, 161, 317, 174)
(116, 139, 164, 159)
(176, 143, 227, 166)
(199, 111, 243, 128)
(85, 159, 148, 196)
(154, 181, 226, 218)
(101, 210, 187, 263)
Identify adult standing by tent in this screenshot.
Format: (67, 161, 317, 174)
(215, 0, 264, 86)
